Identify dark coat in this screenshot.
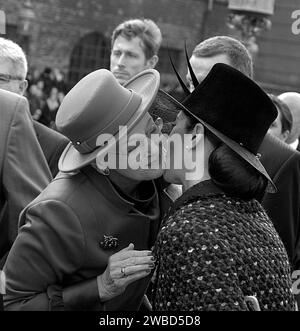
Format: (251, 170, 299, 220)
(3, 166, 169, 311)
(259, 133, 300, 307)
(259, 133, 300, 272)
(0, 103, 68, 268)
(0, 90, 51, 267)
(152, 180, 296, 311)
(33, 121, 69, 178)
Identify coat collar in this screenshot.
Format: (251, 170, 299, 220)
(81, 166, 158, 217)
(172, 179, 224, 212)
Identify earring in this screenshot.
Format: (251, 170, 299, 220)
(99, 167, 110, 176)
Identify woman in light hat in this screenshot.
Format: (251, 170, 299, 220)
(151, 63, 296, 311)
(3, 68, 168, 310)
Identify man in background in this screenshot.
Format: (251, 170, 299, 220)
(268, 94, 293, 143)
(110, 18, 162, 85)
(0, 89, 52, 266)
(0, 37, 69, 177)
(0, 89, 52, 309)
(278, 92, 300, 151)
(0, 37, 70, 288)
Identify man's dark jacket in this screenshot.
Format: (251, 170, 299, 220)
(0, 108, 69, 268)
(259, 133, 300, 273)
(0, 90, 52, 267)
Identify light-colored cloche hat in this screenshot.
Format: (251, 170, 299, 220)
(56, 69, 160, 172)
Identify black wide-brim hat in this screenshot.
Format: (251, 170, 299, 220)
(160, 63, 278, 193)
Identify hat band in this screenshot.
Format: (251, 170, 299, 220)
(73, 90, 142, 154)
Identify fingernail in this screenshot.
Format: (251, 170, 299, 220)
(149, 263, 155, 268)
(151, 256, 156, 262)
(146, 269, 152, 274)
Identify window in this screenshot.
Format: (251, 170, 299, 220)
(68, 32, 110, 88)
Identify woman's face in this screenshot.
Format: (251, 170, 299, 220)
(268, 112, 289, 142)
(163, 111, 193, 184)
(97, 112, 167, 181)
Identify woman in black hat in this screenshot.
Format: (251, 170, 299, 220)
(151, 63, 296, 311)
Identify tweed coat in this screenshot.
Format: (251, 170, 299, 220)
(152, 180, 296, 311)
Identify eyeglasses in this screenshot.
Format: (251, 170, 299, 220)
(0, 73, 24, 83)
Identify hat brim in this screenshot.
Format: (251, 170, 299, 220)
(157, 90, 277, 194)
(58, 69, 160, 173)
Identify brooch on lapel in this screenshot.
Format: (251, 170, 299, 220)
(100, 235, 119, 250)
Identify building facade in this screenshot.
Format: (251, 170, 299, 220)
(0, 0, 299, 93)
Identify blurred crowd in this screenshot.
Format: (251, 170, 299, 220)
(26, 67, 67, 129)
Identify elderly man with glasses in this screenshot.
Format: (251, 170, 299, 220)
(0, 38, 68, 287)
(0, 37, 69, 176)
(0, 45, 27, 95)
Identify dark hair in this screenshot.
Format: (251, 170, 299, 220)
(268, 94, 293, 134)
(111, 18, 162, 59)
(209, 144, 267, 201)
(185, 112, 267, 200)
(192, 36, 253, 78)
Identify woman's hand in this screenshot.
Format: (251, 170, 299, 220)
(97, 243, 155, 302)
